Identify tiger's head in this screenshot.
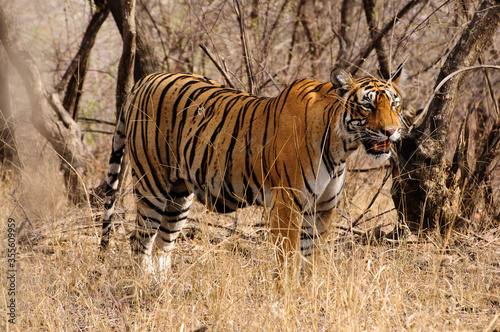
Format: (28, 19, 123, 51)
(331, 65, 404, 160)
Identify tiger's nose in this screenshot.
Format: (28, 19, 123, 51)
(382, 128, 397, 138)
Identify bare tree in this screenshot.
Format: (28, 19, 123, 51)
(57, 0, 158, 123)
(234, 0, 257, 94)
(92, 0, 159, 201)
(109, 0, 159, 91)
(288, 0, 326, 77)
(349, 0, 425, 76)
(115, 0, 137, 115)
(391, 0, 500, 234)
(362, 0, 390, 78)
(335, 0, 357, 68)
(56, 0, 110, 120)
(0, 7, 89, 203)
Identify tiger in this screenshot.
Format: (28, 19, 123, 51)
(99, 65, 404, 283)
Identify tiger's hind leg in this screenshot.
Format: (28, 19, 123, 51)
(130, 181, 193, 282)
(151, 182, 194, 281)
(129, 192, 166, 278)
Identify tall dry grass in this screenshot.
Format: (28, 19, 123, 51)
(1, 151, 499, 330)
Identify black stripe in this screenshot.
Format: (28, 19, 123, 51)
(300, 230, 325, 241)
(282, 162, 303, 211)
(163, 207, 190, 217)
(303, 103, 318, 180)
(134, 192, 165, 217)
(154, 75, 181, 171)
(159, 225, 185, 235)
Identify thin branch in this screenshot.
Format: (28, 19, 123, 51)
(199, 43, 236, 89)
(362, 208, 397, 224)
(57, 2, 109, 120)
(397, 0, 449, 55)
(10, 194, 32, 229)
(82, 129, 114, 135)
(408, 65, 500, 133)
(261, 0, 288, 58)
(78, 117, 116, 126)
(223, 58, 247, 89)
(479, 57, 500, 119)
(186, 1, 226, 75)
(351, 166, 391, 229)
(348, 165, 390, 173)
(351, 0, 424, 75)
(296, 0, 323, 76)
(256, 61, 280, 93)
(234, 0, 257, 94)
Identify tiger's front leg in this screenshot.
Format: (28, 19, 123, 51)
(300, 209, 335, 278)
(270, 189, 303, 287)
(270, 188, 336, 287)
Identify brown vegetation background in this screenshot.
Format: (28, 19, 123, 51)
(1, 0, 499, 330)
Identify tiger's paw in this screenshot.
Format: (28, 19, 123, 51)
(134, 251, 171, 283)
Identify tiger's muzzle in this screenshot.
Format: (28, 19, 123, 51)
(362, 127, 400, 156)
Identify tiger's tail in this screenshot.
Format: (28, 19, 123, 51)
(99, 111, 127, 256)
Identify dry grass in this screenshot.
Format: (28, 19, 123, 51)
(1, 154, 500, 331)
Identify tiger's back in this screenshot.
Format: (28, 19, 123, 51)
(126, 72, 340, 213)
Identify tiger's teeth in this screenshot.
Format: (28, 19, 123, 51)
(372, 140, 391, 152)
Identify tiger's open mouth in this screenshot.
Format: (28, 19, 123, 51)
(363, 139, 392, 155)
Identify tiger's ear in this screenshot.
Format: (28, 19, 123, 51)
(389, 63, 406, 86)
(330, 68, 354, 92)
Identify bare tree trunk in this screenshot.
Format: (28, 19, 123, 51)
(56, 0, 109, 120)
(0, 7, 88, 203)
(288, 0, 324, 75)
(362, 0, 390, 78)
(287, 0, 306, 68)
(297, 0, 322, 76)
(391, 0, 500, 234)
(335, 0, 356, 68)
(92, 0, 139, 202)
(109, 0, 158, 92)
(0, 45, 20, 176)
(453, 99, 500, 226)
(115, 0, 136, 115)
